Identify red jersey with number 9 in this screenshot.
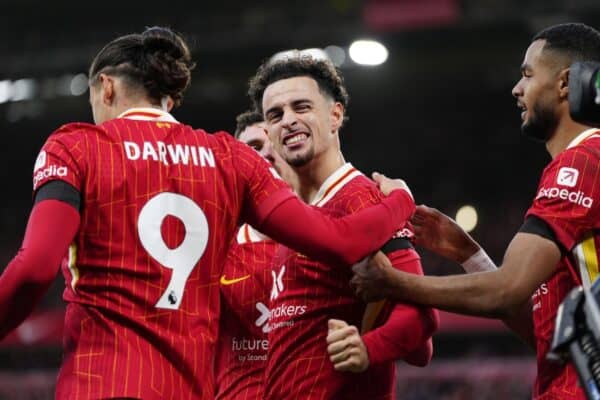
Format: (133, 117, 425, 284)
(31, 108, 292, 400)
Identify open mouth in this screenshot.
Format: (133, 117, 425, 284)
(283, 132, 309, 148)
(517, 102, 527, 120)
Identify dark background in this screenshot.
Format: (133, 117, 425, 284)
(1, 1, 599, 398)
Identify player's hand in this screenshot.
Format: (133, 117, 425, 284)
(372, 172, 413, 199)
(411, 204, 481, 264)
(351, 252, 395, 302)
(326, 319, 369, 373)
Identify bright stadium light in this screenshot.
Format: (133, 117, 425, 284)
(324, 45, 346, 67)
(70, 73, 88, 96)
(270, 48, 330, 64)
(455, 205, 478, 233)
(348, 40, 388, 66)
(11, 79, 36, 102)
(0, 80, 11, 104)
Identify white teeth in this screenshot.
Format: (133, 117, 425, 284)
(285, 134, 307, 145)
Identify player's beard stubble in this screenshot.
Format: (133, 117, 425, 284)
(284, 146, 315, 168)
(521, 102, 559, 142)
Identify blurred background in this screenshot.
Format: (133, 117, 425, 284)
(2, 0, 600, 399)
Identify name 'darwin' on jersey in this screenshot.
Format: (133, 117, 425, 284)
(123, 141, 215, 168)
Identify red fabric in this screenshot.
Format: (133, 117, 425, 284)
(524, 132, 600, 400)
(33, 119, 292, 400)
(362, 250, 438, 367)
(215, 231, 276, 400)
(0, 200, 79, 340)
(259, 189, 414, 266)
(265, 173, 417, 400)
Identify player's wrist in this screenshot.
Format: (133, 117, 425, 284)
(455, 239, 482, 264)
(460, 248, 497, 273)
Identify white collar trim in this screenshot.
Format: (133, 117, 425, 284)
(567, 128, 600, 149)
(117, 107, 179, 123)
(310, 163, 362, 207)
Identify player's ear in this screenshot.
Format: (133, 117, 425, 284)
(558, 67, 569, 100)
(331, 102, 344, 133)
(98, 73, 115, 106)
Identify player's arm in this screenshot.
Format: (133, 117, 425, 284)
(0, 181, 80, 340)
(327, 248, 438, 372)
(232, 136, 415, 265)
(360, 249, 438, 367)
(252, 173, 415, 266)
(351, 230, 560, 320)
(410, 205, 535, 347)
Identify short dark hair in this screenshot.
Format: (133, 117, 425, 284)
(248, 55, 350, 125)
(89, 26, 195, 108)
(533, 23, 600, 69)
(234, 110, 263, 138)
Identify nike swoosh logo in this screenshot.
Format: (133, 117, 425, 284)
(220, 275, 250, 285)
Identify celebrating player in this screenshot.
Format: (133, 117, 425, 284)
(215, 110, 296, 400)
(0, 27, 416, 399)
(248, 55, 438, 399)
(351, 22, 600, 400)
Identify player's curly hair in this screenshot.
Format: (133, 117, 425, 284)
(248, 55, 350, 126)
(88, 26, 195, 108)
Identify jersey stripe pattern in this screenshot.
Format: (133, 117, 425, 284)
(215, 224, 275, 400)
(264, 163, 417, 400)
(31, 108, 290, 400)
(525, 129, 600, 400)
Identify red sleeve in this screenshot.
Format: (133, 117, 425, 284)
(526, 143, 600, 251)
(362, 249, 439, 366)
(256, 190, 415, 266)
(32, 125, 85, 193)
(0, 200, 80, 340)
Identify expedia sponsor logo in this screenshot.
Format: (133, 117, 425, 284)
(557, 167, 579, 187)
(536, 187, 593, 208)
(33, 165, 68, 189)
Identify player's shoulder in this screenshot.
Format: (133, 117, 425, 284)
(557, 131, 600, 162)
(48, 122, 100, 141)
(339, 173, 382, 200)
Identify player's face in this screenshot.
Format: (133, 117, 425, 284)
(238, 122, 295, 185)
(238, 123, 277, 164)
(512, 39, 560, 142)
(262, 76, 342, 168)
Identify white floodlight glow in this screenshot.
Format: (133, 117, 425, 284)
(455, 205, 478, 233)
(0, 80, 11, 104)
(324, 45, 346, 67)
(11, 79, 36, 102)
(269, 48, 330, 64)
(70, 73, 88, 96)
(349, 40, 388, 66)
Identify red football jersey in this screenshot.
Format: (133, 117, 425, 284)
(264, 163, 423, 400)
(32, 108, 291, 400)
(215, 224, 275, 400)
(525, 129, 600, 399)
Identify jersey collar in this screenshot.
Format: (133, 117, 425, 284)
(117, 107, 179, 123)
(310, 163, 362, 207)
(567, 128, 600, 149)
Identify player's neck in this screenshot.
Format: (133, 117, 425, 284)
(295, 150, 345, 203)
(545, 119, 592, 158)
(113, 99, 166, 120)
